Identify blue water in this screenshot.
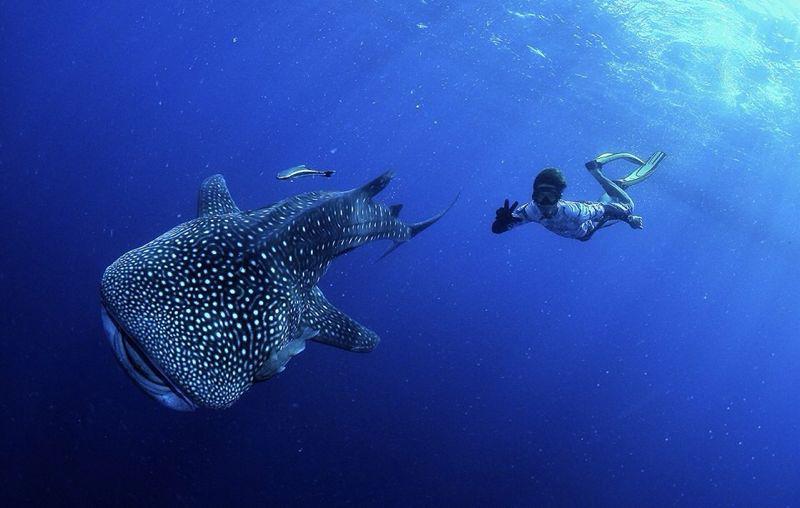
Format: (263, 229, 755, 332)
(3, 1, 800, 505)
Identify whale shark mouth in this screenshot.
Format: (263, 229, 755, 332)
(100, 304, 196, 411)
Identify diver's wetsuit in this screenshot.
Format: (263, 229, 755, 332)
(509, 200, 632, 240)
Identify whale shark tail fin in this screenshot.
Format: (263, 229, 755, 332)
(378, 192, 459, 260)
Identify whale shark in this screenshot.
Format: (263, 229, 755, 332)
(100, 172, 452, 410)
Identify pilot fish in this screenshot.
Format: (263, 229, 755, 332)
(276, 164, 335, 180)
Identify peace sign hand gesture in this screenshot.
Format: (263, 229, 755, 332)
(492, 199, 521, 234)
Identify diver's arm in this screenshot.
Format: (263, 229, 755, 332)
(599, 202, 643, 229)
(562, 201, 606, 222)
(564, 200, 642, 231)
(567, 200, 638, 224)
(510, 201, 539, 228)
(601, 203, 633, 222)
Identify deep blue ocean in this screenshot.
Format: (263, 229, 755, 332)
(3, 1, 800, 506)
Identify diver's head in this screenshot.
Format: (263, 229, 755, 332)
(532, 167, 566, 211)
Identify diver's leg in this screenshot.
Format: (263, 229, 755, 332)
(588, 167, 634, 210)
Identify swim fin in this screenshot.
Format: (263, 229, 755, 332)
(593, 152, 646, 166)
(614, 151, 666, 189)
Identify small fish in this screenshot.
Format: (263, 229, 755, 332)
(276, 164, 335, 180)
(526, 45, 548, 59)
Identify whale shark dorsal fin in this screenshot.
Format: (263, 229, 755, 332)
(303, 287, 379, 352)
(389, 204, 403, 217)
(198, 174, 240, 217)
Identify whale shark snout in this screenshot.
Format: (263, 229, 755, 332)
(101, 304, 196, 411)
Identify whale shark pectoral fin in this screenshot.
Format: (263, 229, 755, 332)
(304, 287, 380, 352)
(254, 330, 314, 382)
(198, 174, 240, 217)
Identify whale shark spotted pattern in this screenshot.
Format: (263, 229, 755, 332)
(100, 172, 452, 410)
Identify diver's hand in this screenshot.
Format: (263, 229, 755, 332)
(627, 215, 644, 229)
(496, 199, 518, 219)
(492, 199, 520, 234)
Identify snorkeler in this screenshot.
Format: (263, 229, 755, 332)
(492, 151, 666, 241)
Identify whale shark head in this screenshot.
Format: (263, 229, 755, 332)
(100, 173, 455, 410)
